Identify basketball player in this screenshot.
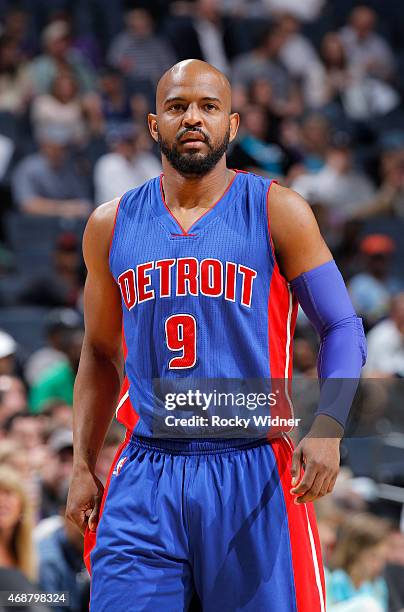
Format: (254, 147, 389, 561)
(66, 60, 366, 611)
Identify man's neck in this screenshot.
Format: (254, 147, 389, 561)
(161, 158, 234, 211)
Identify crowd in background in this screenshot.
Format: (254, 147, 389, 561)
(0, 0, 403, 610)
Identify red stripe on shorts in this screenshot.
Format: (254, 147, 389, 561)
(271, 435, 326, 612)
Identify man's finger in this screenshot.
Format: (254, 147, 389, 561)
(319, 475, 333, 497)
(290, 447, 303, 487)
(66, 507, 88, 536)
(296, 473, 327, 504)
(290, 459, 317, 495)
(88, 494, 102, 532)
(327, 473, 338, 494)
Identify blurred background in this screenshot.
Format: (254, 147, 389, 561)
(0, 0, 403, 610)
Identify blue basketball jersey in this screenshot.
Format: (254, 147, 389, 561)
(109, 170, 298, 436)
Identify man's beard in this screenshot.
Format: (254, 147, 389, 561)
(158, 126, 230, 177)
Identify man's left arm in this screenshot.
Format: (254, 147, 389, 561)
(268, 183, 367, 504)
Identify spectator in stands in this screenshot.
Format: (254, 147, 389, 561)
(40, 400, 72, 431)
(286, 113, 330, 173)
(108, 8, 176, 86)
(37, 508, 88, 612)
(292, 337, 317, 376)
(24, 309, 82, 387)
(364, 292, 404, 377)
(11, 125, 92, 218)
(262, 0, 325, 22)
(19, 233, 84, 309)
(348, 234, 403, 328)
(302, 115, 330, 171)
(314, 498, 344, 570)
(37, 429, 73, 520)
(96, 66, 134, 130)
(0, 34, 32, 115)
(275, 13, 327, 109)
(0, 330, 17, 376)
(0, 466, 36, 581)
(31, 72, 87, 145)
(326, 513, 391, 611)
(27, 20, 95, 95)
(4, 413, 46, 476)
(166, 0, 230, 74)
(0, 438, 40, 513)
(384, 531, 404, 612)
(337, 7, 399, 121)
(320, 33, 351, 111)
(355, 147, 404, 219)
(0, 375, 26, 427)
(29, 328, 83, 413)
(291, 134, 375, 224)
(2, 8, 36, 59)
(94, 123, 161, 205)
(227, 104, 289, 176)
(340, 6, 395, 82)
(232, 23, 302, 118)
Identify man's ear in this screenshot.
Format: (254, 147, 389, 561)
(148, 113, 158, 143)
(229, 112, 240, 143)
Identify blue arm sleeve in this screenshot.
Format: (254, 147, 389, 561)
(290, 260, 367, 429)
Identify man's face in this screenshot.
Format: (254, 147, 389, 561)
(10, 416, 42, 450)
(41, 141, 67, 166)
(149, 62, 239, 177)
(352, 8, 375, 40)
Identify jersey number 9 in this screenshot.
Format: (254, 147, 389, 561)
(165, 314, 197, 369)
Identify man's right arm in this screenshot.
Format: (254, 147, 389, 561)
(66, 198, 123, 534)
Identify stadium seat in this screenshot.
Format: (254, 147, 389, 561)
(4, 213, 86, 274)
(0, 306, 51, 355)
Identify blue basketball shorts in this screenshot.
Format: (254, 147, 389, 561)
(85, 433, 325, 612)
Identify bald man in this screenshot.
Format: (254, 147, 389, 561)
(66, 60, 366, 611)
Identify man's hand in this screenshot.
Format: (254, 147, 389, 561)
(66, 464, 104, 535)
(290, 436, 340, 505)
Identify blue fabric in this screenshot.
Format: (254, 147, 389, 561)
(89, 436, 298, 612)
(110, 171, 290, 437)
(290, 260, 367, 428)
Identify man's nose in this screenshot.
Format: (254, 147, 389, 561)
(182, 103, 203, 127)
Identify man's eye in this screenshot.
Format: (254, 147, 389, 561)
(169, 104, 185, 111)
(204, 104, 217, 111)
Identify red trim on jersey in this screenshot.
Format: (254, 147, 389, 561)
(84, 428, 132, 575)
(159, 170, 239, 236)
(83, 335, 140, 575)
(266, 180, 296, 379)
(115, 329, 139, 432)
(266, 181, 298, 433)
(108, 195, 124, 261)
(271, 435, 326, 612)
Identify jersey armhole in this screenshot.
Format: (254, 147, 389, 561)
(108, 194, 124, 273)
(265, 179, 279, 266)
(265, 180, 290, 287)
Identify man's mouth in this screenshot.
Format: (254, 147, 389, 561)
(179, 132, 206, 143)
